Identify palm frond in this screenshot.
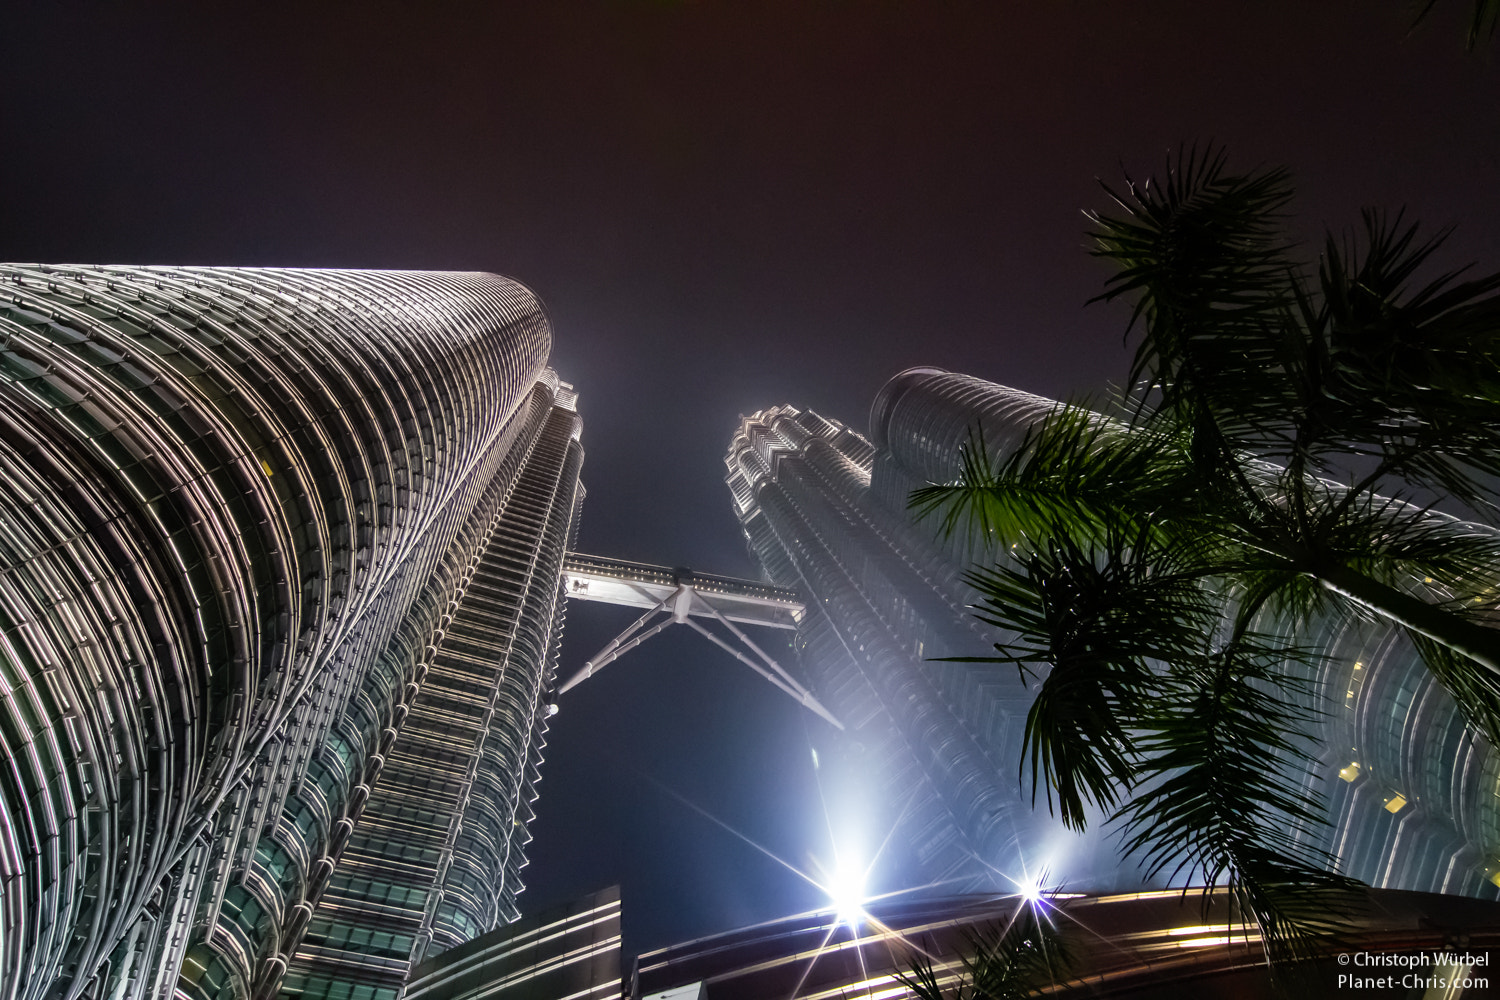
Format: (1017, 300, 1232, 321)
(1318, 210, 1500, 509)
(1087, 146, 1303, 449)
(963, 906, 1072, 998)
(1328, 490, 1500, 588)
(1113, 632, 1361, 965)
(1236, 865, 1367, 990)
(1209, 459, 1500, 614)
(899, 904, 1073, 1000)
(1089, 153, 1500, 508)
(1235, 571, 1329, 634)
(963, 527, 1217, 829)
(895, 952, 956, 1000)
(1231, 465, 1500, 584)
(1205, 467, 1500, 678)
(1085, 147, 1500, 510)
(908, 404, 1202, 555)
(1410, 632, 1500, 747)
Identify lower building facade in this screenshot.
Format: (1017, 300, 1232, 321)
(633, 887, 1500, 1000)
(405, 886, 621, 1000)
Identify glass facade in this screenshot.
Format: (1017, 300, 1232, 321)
(0, 266, 582, 1000)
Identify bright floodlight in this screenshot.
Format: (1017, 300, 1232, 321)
(826, 859, 867, 927)
(1011, 864, 1050, 904)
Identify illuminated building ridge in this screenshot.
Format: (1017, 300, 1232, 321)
(0, 265, 581, 1000)
(726, 365, 1500, 901)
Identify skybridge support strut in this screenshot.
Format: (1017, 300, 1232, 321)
(556, 553, 843, 729)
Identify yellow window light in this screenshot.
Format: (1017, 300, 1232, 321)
(1385, 794, 1408, 813)
(1166, 925, 1228, 937)
(1178, 935, 1240, 949)
(1339, 763, 1361, 782)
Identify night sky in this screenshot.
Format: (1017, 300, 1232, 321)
(5, 0, 1499, 961)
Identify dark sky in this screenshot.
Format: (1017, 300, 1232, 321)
(5, 0, 1499, 961)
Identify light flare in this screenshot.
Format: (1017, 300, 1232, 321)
(823, 855, 868, 927)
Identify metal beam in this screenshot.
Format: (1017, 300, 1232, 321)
(557, 555, 840, 729)
(562, 553, 804, 629)
(555, 596, 673, 694)
(556, 613, 676, 695)
(680, 617, 844, 730)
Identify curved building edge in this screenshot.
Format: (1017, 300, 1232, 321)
(0, 265, 578, 1000)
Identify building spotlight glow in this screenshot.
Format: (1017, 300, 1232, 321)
(826, 859, 867, 927)
(1009, 863, 1051, 906)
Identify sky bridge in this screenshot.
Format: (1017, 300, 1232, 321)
(557, 553, 840, 728)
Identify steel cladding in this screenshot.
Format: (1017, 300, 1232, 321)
(0, 266, 576, 999)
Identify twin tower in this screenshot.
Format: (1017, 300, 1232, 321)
(1, 267, 1494, 999)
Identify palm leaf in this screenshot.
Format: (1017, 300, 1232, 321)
(908, 404, 1204, 556)
(1316, 211, 1500, 510)
(1091, 152, 1500, 516)
(1224, 463, 1500, 585)
(898, 903, 1073, 1000)
(896, 952, 954, 1000)
(963, 906, 1072, 998)
(1322, 488, 1500, 587)
(1087, 146, 1302, 452)
(962, 526, 1217, 829)
(1410, 632, 1500, 747)
(1113, 631, 1361, 966)
(1217, 467, 1500, 675)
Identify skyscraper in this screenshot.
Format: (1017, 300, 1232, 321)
(726, 366, 1500, 901)
(0, 265, 582, 1000)
(724, 373, 1055, 894)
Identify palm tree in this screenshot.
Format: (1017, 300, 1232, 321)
(898, 901, 1071, 1000)
(911, 148, 1500, 965)
(1086, 147, 1500, 681)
